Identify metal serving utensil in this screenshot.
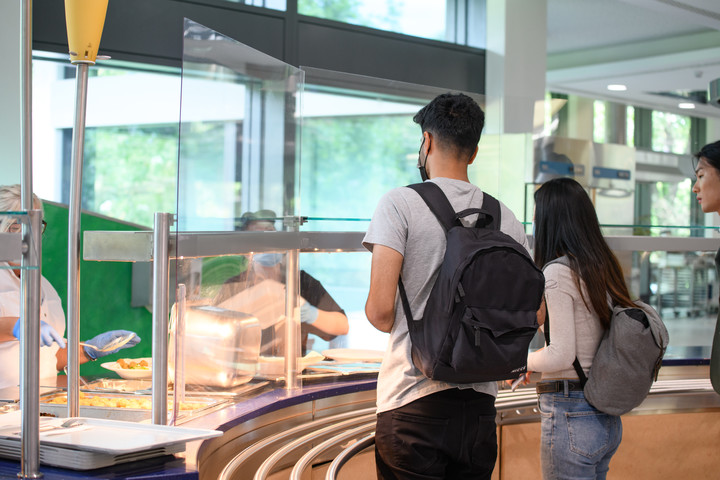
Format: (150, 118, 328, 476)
(79, 332, 136, 353)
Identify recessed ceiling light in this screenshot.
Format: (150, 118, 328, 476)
(607, 84, 627, 91)
(678, 102, 695, 109)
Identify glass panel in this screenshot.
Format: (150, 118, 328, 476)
(652, 110, 691, 155)
(178, 20, 302, 232)
(631, 249, 716, 362)
(627, 106, 635, 147)
(298, 67, 496, 357)
(593, 100, 606, 143)
(298, 0, 485, 47)
(219, 0, 286, 10)
(298, 68, 481, 231)
(175, 19, 304, 390)
(32, 52, 181, 227)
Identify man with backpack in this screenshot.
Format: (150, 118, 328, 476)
(363, 93, 536, 480)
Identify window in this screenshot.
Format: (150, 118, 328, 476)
(216, 0, 286, 10)
(652, 111, 691, 155)
(299, 0, 486, 47)
(32, 53, 181, 227)
(593, 100, 606, 144)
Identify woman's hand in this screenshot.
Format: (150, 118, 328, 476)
(505, 372, 532, 391)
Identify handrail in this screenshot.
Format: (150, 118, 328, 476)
(217, 378, 717, 480)
(324, 432, 375, 480)
(290, 422, 375, 480)
(324, 378, 719, 479)
(218, 407, 376, 480)
(253, 413, 377, 480)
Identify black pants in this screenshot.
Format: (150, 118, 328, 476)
(375, 388, 497, 480)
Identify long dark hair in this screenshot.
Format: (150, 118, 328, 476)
(534, 178, 635, 329)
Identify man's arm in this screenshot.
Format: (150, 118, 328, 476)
(365, 244, 403, 333)
(55, 346, 93, 372)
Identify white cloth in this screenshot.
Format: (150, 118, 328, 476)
(0, 263, 65, 389)
(527, 262, 604, 379)
(363, 177, 530, 414)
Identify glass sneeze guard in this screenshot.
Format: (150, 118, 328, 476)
(80, 20, 720, 413)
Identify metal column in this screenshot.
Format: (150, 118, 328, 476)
(19, 0, 42, 476)
(19, 212, 43, 479)
(66, 62, 89, 418)
(151, 213, 172, 425)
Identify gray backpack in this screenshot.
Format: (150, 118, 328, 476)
(544, 257, 669, 415)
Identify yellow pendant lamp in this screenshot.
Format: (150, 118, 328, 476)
(64, 0, 109, 64)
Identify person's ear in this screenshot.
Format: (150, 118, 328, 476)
(423, 131, 432, 156)
(467, 145, 479, 165)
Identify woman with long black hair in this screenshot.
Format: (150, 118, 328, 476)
(691, 139, 720, 394)
(527, 177, 636, 480)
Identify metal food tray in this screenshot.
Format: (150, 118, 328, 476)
(82, 378, 152, 393)
(0, 412, 222, 470)
(39, 391, 226, 423)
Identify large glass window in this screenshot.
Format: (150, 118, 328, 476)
(32, 53, 181, 227)
(299, 0, 485, 47)
(218, 0, 286, 10)
(644, 179, 693, 236)
(652, 111, 691, 155)
(593, 100, 606, 144)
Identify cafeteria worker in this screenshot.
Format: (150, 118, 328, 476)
(0, 184, 140, 389)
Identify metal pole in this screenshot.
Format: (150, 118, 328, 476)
(19, 0, 42, 476)
(20, 0, 32, 211)
(170, 283, 185, 426)
(66, 62, 89, 418)
(151, 213, 171, 425)
(19, 211, 43, 479)
(284, 244, 300, 390)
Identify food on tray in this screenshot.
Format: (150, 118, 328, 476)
(44, 392, 205, 411)
(117, 358, 150, 370)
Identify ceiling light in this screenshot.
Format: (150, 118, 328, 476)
(678, 102, 695, 109)
(607, 84, 627, 91)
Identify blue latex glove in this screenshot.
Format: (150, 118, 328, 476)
(300, 301, 319, 324)
(83, 330, 140, 360)
(12, 319, 66, 348)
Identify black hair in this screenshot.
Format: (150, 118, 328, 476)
(693, 140, 720, 172)
(533, 178, 635, 328)
(413, 92, 485, 159)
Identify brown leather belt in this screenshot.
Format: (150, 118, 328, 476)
(536, 380, 584, 395)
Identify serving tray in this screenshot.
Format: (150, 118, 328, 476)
(0, 412, 221, 470)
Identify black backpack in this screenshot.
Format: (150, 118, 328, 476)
(398, 182, 545, 383)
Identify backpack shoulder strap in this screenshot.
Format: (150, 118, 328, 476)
(541, 257, 588, 387)
(479, 193, 501, 230)
(406, 182, 460, 231)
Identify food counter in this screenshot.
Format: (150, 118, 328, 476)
(0, 364, 379, 479)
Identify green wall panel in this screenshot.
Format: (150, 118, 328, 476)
(42, 203, 151, 378)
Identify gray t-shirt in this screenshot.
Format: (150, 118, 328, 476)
(363, 177, 529, 413)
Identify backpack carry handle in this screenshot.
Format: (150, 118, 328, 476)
(406, 182, 501, 231)
(456, 208, 495, 228)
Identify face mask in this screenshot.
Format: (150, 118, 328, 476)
(254, 253, 283, 267)
(417, 137, 429, 182)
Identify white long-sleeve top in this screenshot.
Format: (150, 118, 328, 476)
(527, 262, 605, 380)
(0, 263, 65, 390)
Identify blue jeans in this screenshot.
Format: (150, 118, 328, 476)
(538, 388, 622, 480)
